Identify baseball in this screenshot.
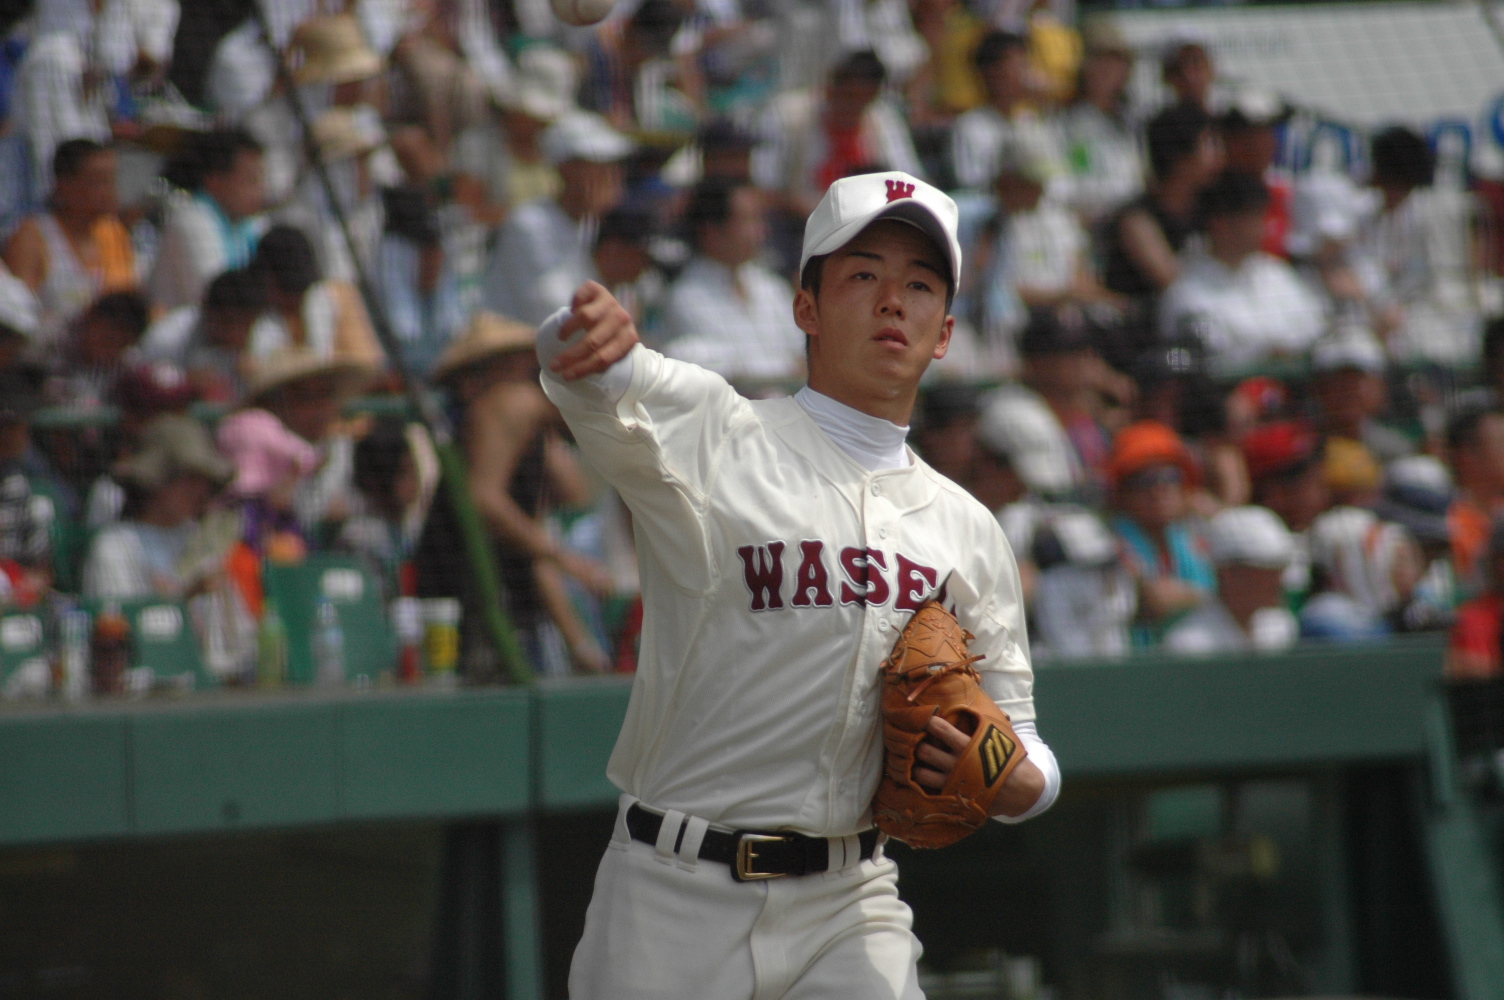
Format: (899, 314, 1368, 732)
(549, 0, 615, 26)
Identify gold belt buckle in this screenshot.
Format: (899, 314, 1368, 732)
(735, 833, 791, 881)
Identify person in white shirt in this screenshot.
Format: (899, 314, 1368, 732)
(754, 49, 924, 217)
(949, 30, 1065, 194)
(1161, 170, 1326, 375)
(539, 171, 1059, 998)
(149, 129, 269, 312)
(482, 111, 632, 325)
(1059, 20, 1143, 224)
(661, 179, 805, 381)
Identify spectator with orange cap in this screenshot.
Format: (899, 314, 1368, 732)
(1109, 420, 1215, 644)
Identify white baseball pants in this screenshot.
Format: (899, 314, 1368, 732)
(568, 795, 926, 1000)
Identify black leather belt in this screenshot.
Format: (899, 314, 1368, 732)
(626, 804, 879, 882)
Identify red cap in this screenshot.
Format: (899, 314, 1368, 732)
(1242, 420, 1320, 481)
(1231, 376, 1289, 422)
(1109, 420, 1198, 489)
(114, 361, 199, 414)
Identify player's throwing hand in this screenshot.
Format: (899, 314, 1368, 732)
(551, 281, 640, 381)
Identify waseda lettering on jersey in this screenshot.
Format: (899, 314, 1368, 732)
(791, 541, 834, 607)
(738, 542, 785, 611)
(838, 547, 890, 607)
(741, 541, 930, 612)
(893, 554, 938, 611)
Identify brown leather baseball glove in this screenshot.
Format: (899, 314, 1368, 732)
(871, 600, 1027, 849)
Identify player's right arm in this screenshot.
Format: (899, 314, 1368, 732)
(536, 281, 752, 592)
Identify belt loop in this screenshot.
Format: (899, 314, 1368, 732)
(837, 834, 862, 870)
(654, 809, 686, 864)
(676, 816, 710, 871)
(613, 794, 639, 845)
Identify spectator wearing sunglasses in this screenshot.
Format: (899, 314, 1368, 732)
(1109, 421, 1216, 646)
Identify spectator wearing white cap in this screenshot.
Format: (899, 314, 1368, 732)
(1163, 505, 1299, 655)
(1309, 322, 1413, 464)
(452, 46, 577, 229)
(968, 384, 1080, 600)
(1300, 505, 1421, 642)
(482, 111, 632, 326)
(1029, 508, 1137, 661)
(661, 179, 804, 382)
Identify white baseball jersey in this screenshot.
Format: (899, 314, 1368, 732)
(542, 342, 1036, 839)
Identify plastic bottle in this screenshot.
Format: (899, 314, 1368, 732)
(257, 604, 288, 689)
(392, 597, 424, 684)
(90, 602, 132, 696)
(57, 604, 91, 701)
(313, 597, 346, 689)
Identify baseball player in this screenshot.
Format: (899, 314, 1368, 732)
(536, 171, 1061, 998)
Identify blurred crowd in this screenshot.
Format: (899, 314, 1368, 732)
(0, 0, 1501, 690)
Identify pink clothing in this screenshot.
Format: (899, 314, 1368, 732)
(216, 408, 318, 498)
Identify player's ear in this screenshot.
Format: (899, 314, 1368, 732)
(793, 287, 820, 340)
(932, 314, 955, 361)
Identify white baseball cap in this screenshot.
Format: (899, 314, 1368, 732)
(1311, 324, 1385, 375)
(1206, 505, 1295, 569)
(800, 171, 962, 296)
(542, 111, 634, 166)
(976, 386, 1081, 497)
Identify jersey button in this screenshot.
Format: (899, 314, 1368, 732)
(878, 527, 889, 539)
(870, 483, 882, 496)
(878, 619, 890, 632)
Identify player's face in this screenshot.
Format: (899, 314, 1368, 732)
(795, 221, 954, 418)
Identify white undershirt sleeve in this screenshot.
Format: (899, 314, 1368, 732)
(536, 306, 635, 405)
(992, 719, 1060, 824)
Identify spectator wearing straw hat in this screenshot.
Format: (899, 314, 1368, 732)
(240, 347, 376, 541)
(453, 45, 577, 229)
(82, 415, 236, 601)
(149, 129, 268, 312)
(1108, 420, 1216, 641)
(483, 112, 633, 327)
(1163, 505, 1298, 655)
(414, 312, 614, 678)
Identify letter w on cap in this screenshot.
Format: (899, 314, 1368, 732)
(885, 180, 915, 202)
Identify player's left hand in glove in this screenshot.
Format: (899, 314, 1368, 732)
(872, 600, 1027, 849)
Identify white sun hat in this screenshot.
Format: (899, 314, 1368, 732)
(799, 171, 962, 296)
